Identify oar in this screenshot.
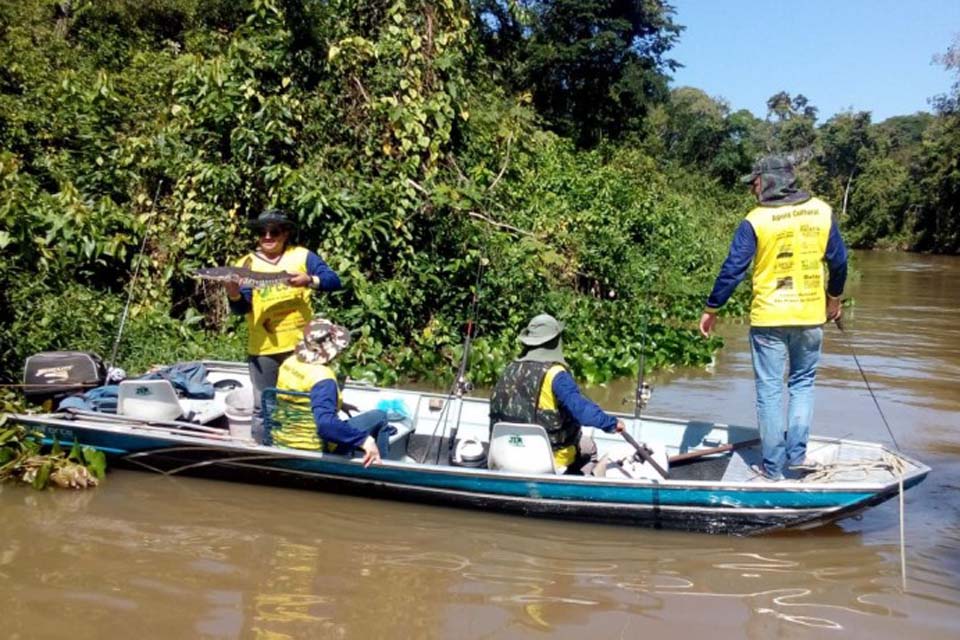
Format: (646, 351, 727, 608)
(620, 430, 669, 479)
(668, 438, 760, 465)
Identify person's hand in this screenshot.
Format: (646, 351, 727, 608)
(613, 419, 626, 433)
(224, 280, 241, 299)
(826, 296, 842, 322)
(699, 311, 717, 338)
(361, 436, 381, 467)
(287, 273, 312, 288)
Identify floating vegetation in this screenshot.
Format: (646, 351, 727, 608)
(0, 415, 106, 490)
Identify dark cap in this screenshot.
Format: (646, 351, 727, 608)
(740, 155, 795, 184)
(247, 208, 296, 231)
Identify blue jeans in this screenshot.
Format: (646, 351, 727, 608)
(749, 326, 823, 479)
(332, 410, 394, 458)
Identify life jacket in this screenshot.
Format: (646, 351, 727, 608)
(489, 360, 581, 465)
(234, 246, 313, 355)
(745, 197, 833, 327)
(272, 355, 340, 451)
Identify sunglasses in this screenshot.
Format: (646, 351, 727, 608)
(259, 226, 286, 238)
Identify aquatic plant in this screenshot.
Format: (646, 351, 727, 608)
(0, 415, 106, 490)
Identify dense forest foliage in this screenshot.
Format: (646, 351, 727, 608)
(0, 1, 957, 400)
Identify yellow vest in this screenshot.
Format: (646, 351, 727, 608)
(234, 246, 313, 355)
(272, 355, 340, 451)
(746, 197, 833, 327)
(537, 364, 578, 469)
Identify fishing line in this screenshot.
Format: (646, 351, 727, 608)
(834, 316, 901, 451)
(834, 315, 908, 590)
(108, 181, 164, 372)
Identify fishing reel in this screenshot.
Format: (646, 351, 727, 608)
(623, 382, 653, 409)
(637, 382, 652, 408)
(455, 375, 474, 397)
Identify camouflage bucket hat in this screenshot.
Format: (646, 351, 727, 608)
(518, 313, 564, 346)
(740, 155, 795, 184)
(295, 317, 351, 364)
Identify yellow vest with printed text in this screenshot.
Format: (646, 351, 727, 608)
(234, 246, 313, 355)
(272, 356, 341, 451)
(538, 364, 579, 469)
(745, 197, 833, 327)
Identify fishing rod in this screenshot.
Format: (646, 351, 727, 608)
(107, 181, 163, 374)
(633, 293, 652, 423)
(620, 290, 669, 479)
(440, 257, 486, 464)
(833, 314, 901, 450)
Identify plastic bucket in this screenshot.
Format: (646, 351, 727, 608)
(224, 387, 254, 442)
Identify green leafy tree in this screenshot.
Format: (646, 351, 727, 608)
(474, 0, 683, 147)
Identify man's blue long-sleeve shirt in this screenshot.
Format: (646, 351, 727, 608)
(706, 219, 848, 310)
(228, 250, 342, 315)
(309, 379, 368, 448)
(551, 370, 618, 432)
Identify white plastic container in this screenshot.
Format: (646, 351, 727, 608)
(224, 387, 255, 442)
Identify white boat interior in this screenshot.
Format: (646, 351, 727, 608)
(40, 360, 923, 488)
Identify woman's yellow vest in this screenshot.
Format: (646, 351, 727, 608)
(272, 356, 341, 451)
(746, 197, 833, 327)
(234, 246, 313, 355)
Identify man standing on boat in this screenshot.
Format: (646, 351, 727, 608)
(271, 317, 392, 466)
(225, 209, 341, 432)
(699, 155, 848, 480)
(489, 314, 625, 474)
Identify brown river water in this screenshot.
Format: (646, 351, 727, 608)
(1, 250, 958, 639)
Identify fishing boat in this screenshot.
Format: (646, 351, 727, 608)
(9, 359, 929, 536)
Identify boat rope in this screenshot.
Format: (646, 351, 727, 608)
(794, 450, 908, 483)
(833, 316, 901, 450)
(108, 181, 164, 373)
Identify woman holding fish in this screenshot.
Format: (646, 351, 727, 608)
(224, 209, 342, 427)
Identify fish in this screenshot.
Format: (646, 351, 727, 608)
(192, 266, 296, 289)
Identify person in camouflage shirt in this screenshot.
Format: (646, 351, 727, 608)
(489, 314, 625, 474)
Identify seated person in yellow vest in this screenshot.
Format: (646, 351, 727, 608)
(273, 317, 393, 466)
(489, 314, 625, 474)
(225, 209, 342, 427)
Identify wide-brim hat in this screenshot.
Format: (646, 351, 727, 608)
(247, 208, 296, 231)
(519, 313, 564, 346)
(295, 317, 351, 364)
(740, 154, 796, 184)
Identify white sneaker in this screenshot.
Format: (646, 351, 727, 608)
(750, 464, 782, 482)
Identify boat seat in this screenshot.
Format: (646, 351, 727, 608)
(117, 379, 184, 422)
(488, 422, 556, 475)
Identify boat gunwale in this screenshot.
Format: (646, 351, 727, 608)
(10, 411, 930, 494)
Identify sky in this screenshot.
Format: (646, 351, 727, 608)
(668, 0, 960, 123)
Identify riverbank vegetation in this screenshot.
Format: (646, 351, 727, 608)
(1, 2, 956, 394)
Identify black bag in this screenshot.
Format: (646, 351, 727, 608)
(22, 351, 107, 403)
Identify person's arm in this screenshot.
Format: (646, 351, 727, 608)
(824, 221, 848, 321)
(705, 220, 756, 311)
(552, 371, 619, 432)
(225, 282, 253, 314)
(700, 220, 756, 336)
(309, 379, 368, 448)
(306, 251, 341, 291)
(824, 221, 847, 298)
